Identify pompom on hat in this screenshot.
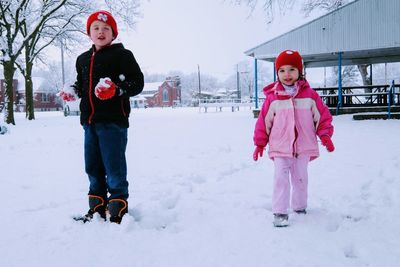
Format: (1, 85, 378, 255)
(86, 10, 118, 38)
(275, 50, 303, 73)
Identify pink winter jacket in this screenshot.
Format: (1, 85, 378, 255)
(253, 80, 334, 160)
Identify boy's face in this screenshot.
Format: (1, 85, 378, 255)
(277, 65, 300, 86)
(89, 20, 114, 50)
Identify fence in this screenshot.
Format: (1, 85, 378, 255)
(198, 98, 254, 112)
(314, 83, 400, 107)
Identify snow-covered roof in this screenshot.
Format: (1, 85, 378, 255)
(245, 0, 400, 67)
(215, 88, 228, 94)
(143, 82, 163, 92)
(215, 88, 236, 94)
(198, 90, 214, 96)
(138, 82, 164, 97)
(131, 95, 147, 101)
(17, 77, 46, 93)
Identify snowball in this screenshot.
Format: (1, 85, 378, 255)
(62, 84, 76, 94)
(98, 77, 112, 88)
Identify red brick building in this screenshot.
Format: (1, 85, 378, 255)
(133, 76, 181, 108)
(0, 77, 62, 112)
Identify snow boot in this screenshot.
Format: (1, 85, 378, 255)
(273, 213, 289, 227)
(108, 199, 128, 224)
(294, 209, 307, 214)
(74, 195, 107, 223)
(0, 125, 7, 135)
(88, 195, 107, 219)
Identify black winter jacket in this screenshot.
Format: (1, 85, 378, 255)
(74, 43, 144, 127)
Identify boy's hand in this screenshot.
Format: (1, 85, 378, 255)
(320, 135, 335, 152)
(253, 146, 265, 161)
(95, 78, 116, 100)
(58, 90, 76, 102)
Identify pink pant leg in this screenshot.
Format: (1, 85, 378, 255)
(290, 155, 309, 211)
(272, 157, 291, 214)
(272, 156, 310, 214)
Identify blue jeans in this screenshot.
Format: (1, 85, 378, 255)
(83, 123, 128, 200)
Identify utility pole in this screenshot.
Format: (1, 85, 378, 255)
(236, 64, 240, 101)
(254, 58, 258, 109)
(197, 64, 201, 106)
(61, 38, 65, 86)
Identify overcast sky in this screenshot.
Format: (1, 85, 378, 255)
(23, 0, 321, 83)
(115, 0, 320, 81)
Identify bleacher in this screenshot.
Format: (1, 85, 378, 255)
(314, 82, 400, 119)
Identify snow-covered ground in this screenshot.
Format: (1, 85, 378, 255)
(1, 107, 399, 267)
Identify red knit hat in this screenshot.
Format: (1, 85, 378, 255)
(275, 50, 303, 73)
(86, 10, 118, 39)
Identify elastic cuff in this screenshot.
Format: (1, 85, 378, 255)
(117, 87, 126, 96)
(320, 134, 330, 139)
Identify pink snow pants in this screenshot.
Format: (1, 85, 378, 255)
(272, 155, 310, 214)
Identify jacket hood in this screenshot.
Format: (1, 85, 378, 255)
(262, 79, 310, 96)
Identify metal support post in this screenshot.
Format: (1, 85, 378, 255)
(254, 58, 258, 109)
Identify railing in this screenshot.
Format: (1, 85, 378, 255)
(314, 83, 400, 107)
(198, 98, 254, 112)
(199, 98, 242, 104)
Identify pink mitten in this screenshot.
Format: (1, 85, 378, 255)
(320, 135, 335, 152)
(253, 146, 265, 161)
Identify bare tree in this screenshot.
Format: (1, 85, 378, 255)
(230, 0, 352, 21)
(329, 65, 359, 87)
(228, 0, 296, 23)
(357, 64, 372, 85)
(1, 0, 142, 124)
(301, 0, 352, 16)
(1, 0, 71, 124)
(16, 0, 90, 120)
(104, 0, 141, 28)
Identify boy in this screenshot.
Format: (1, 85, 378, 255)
(60, 10, 144, 223)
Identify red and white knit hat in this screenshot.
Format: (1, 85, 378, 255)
(86, 10, 118, 38)
(275, 50, 303, 73)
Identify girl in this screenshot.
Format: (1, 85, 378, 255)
(253, 50, 334, 227)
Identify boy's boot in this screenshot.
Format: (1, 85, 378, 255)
(87, 195, 107, 219)
(108, 199, 128, 224)
(74, 195, 107, 222)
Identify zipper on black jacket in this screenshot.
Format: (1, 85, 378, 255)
(88, 51, 96, 124)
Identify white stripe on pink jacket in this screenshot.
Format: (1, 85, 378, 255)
(253, 80, 334, 160)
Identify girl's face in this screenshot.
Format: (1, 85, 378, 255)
(277, 65, 300, 86)
(89, 21, 114, 51)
